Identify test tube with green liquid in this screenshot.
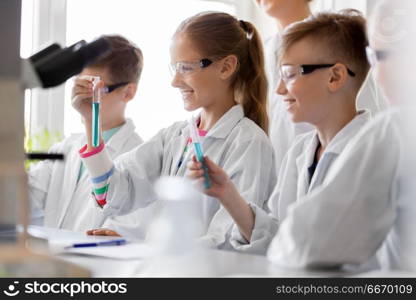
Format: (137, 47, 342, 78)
(188, 117, 211, 189)
(91, 76, 101, 148)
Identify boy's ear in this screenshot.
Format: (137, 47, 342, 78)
(328, 63, 349, 92)
(123, 83, 138, 102)
(219, 55, 239, 80)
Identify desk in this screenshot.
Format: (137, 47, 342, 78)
(29, 226, 357, 278)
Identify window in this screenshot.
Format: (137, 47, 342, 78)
(21, 0, 34, 147)
(65, 0, 235, 140)
(21, 0, 66, 152)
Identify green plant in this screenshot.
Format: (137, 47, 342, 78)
(24, 128, 64, 169)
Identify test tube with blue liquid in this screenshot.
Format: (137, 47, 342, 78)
(188, 118, 211, 189)
(91, 76, 101, 148)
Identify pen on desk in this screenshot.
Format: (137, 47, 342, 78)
(65, 239, 127, 249)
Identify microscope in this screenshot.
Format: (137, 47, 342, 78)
(0, 0, 110, 276)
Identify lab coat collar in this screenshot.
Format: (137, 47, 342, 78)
(79, 119, 136, 153)
(298, 109, 371, 160)
(180, 105, 245, 139)
(198, 105, 246, 139)
(105, 118, 136, 153)
(296, 109, 371, 194)
(208, 105, 245, 139)
(303, 134, 320, 170)
(323, 109, 371, 155)
(300, 110, 371, 160)
(296, 134, 319, 197)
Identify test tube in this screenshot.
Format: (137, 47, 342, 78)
(188, 117, 211, 189)
(91, 76, 101, 148)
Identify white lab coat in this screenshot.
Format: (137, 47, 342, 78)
(230, 110, 371, 255)
(28, 119, 144, 232)
(376, 108, 416, 272)
(264, 34, 388, 174)
(266, 109, 404, 269)
(86, 105, 277, 249)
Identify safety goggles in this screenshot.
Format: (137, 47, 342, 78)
(169, 58, 213, 76)
(279, 63, 356, 85)
(102, 82, 130, 94)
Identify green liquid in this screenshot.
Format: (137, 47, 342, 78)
(92, 102, 100, 147)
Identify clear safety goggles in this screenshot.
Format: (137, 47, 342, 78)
(169, 58, 213, 76)
(279, 63, 356, 85)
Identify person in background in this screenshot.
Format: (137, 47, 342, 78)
(264, 0, 416, 270)
(29, 35, 146, 232)
(367, 0, 416, 272)
(256, 0, 387, 174)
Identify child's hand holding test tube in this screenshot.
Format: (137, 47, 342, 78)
(188, 118, 211, 189)
(186, 146, 238, 201)
(187, 133, 250, 235)
(75, 75, 103, 149)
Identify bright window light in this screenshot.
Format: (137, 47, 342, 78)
(20, 0, 34, 135)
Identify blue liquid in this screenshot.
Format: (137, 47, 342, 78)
(92, 102, 100, 147)
(193, 143, 211, 189)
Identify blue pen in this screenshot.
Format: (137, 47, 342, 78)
(188, 117, 211, 189)
(66, 239, 127, 249)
